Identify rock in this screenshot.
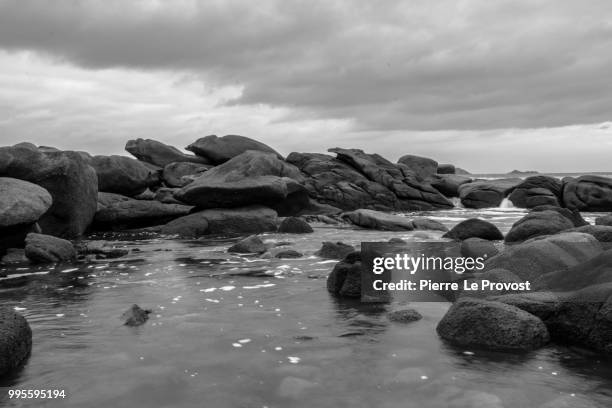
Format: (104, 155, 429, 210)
(89, 155, 159, 197)
(595, 214, 612, 226)
(228, 235, 267, 254)
(186, 134, 282, 164)
(125, 138, 210, 167)
(278, 217, 313, 233)
(485, 232, 603, 281)
(437, 164, 455, 174)
(153, 187, 183, 204)
(0, 308, 32, 376)
(396, 155, 438, 180)
(505, 210, 575, 243)
(0, 145, 98, 238)
(436, 298, 550, 351)
(0, 178, 52, 228)
(530, 205, 588, 227)
(315, 241, 355, 259)
(160, 206, 278, 237)
(162, 162, 211, 188)
(274, 249, 303, 258)
(563, 175, 612, 211)
(458, 178, 522, 208)
(534, 248, 612, 291)
(327, 252, 362, 298)
(1, 248, 28, 265)
(567, 225, 612, 243)
(24, 233, 76, 264)
(443, 218, 503, 241)
(488, 291, 562, 321)
(508, 176, 563, 208)
(427, 174, 472, 197)
(460, 238, 499, 258)
(175, 151, 308, 216)
(388, 309, 422, 323)
(342, 209, 447, 231)
(121, 304, 151, 327)
(94, 192, 193, 230)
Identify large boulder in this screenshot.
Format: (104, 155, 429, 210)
(396, 155, 438, 180)
(160, 206, 278, 237)
(0, 177, 52, 228)
(485, 232, 603, 281)
(162, 162, 211, 188)
(341, 209, 447, 232)
(24, 232, 76, 264)
(427, 174, 472, 197)
(186, 135, 282, 164)
(94, 192, 193, 230)
(563, 176, 612, 211)
(508, 176, 563, 208)
(175, 151, 308, 216)
(443, 218, 503, 241)
(458, 179, 522, 208)
(505, 210, 575, 243)
(0, 309, 32, 376)
(125, 138, 210, 167)
(89, 155, 160, 197)
(0, 145, 98, 238)
(436, 298, 550, 351)
(327, 252, 362, 298)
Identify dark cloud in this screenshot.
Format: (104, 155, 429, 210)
(0, 0, 611, 131)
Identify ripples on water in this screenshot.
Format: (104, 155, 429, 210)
(1, 207, 611, 408)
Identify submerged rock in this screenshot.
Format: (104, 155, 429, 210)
(278, 217, 313, 233)
(24, 233, 76, 264)
(315, 241, 355, 259)
(186, 134, 282, 164)
(121, 304, 151, 327)
(228, 235, 267, 254)
(342, 209, 447, 232)
(125, 138, 210, 167)
(436, 297, 549, 351)
(443, 218, 503, 241)
(0, 308, 32, 376)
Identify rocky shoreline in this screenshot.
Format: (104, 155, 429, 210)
(2, 135, 612, 381)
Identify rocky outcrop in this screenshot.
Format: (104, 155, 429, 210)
(396, 155, 438, 180)
(186, 134, 282, 164)
(125, 138, 210, 167)
(443, 218, 503, 241)
(427, 174, 472, 197)
(342, 209, 447, 232)
(160, 206, 278, 237)
(563, 176, 612, 211)
(327, 252, 362, 298)
(228, 235, 267, 254)
(458, 179, 522, 208)
(175, 151, 309, 216)
(508, 176, 562, 208)
(436, 298, 549, 351)
(0, 309, 32, 376)
(94, 192, 193, 230)
(505, 210, 575, 243)
(0, 145, 98, 238)
(278, 217, 313, 233)
(162, 162, 211, 188)
(89, 155, 160, 197)
(24, 233, 76, 264)
(315, 241, 355, 259)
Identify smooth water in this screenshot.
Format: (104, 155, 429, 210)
(1, 207, 611, 408)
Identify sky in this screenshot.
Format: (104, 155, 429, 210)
(0, 0, 611, 172)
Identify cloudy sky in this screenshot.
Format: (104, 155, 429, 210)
(0, 0, 611, 172)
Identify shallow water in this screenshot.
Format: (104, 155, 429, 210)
(1, 207, 611, 408)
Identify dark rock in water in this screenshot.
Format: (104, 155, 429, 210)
(0, 145, 98, 238)
(427, 174, 472, 197)
(563, 175, 612, 211)
(396, 155, 438, 180)
(89, 155, 160, 197)
(186, 134, 282, 164)
(315, 241, 355, 259)
(228, 235, 267, 254)
(458, 179, 522, 208)
(505, 210, 574, 243)
(274, 249, 303, 258)
(388, 309, 422, 323)
(327, 252, 362, 298)
(0, 308, 32, 376)
(121, 304, 151, 327)
(436, 298, 549, 351)
(460, 238, 499, 259)
(342, 209, 448, 231)
(530, 205, 588, 227)
(485, 232, 602, 281)
(125, 138, 211, 167)
(161, 206, 278, 237)
(437, 164, 455, 174)
(278, 217, 313, 233)
(443, 218, 503, 241)
(94, 192, 193, 230)
(567, 225, 612, 243)
(0, 177, 52, 228)
(162, 162, 211, 188)
(1, 248, 28, 265)
(153, 187, 183, 204)
(175, 151, 308, 216)
(24, 233, 76, 264)
(533, 248, 612, 291)
(508, 176, 562, 208)
(595, 214, 612, 226)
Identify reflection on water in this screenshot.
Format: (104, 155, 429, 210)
(0, 208, 611, 407)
